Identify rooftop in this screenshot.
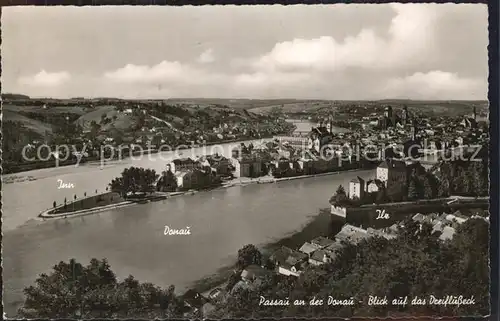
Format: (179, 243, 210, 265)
(310, 236, 335, 248)
(310, 249, 329, 263)
(299, 242, 322, 255)
(241, 264, 271, 280)
(172, 157, 196, 164)
(350, 176, 365, 184)
(439, 226, 456, 241)
(378, 159, 407, 170)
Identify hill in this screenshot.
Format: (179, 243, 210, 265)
(2, 93, 31, 100)
(2, 97, 489, 140)
(74, 105, 137, 131)
(3, 110, 54, 136)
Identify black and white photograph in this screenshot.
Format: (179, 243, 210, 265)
(2, 3, 491, 319)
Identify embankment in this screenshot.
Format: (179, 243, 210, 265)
(39, 192, 168, 219)
(39, 201, 135, 219)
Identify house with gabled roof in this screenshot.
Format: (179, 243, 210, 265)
(298, 242, 322, 257)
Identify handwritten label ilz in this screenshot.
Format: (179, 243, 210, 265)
(57, 179, 75, 189)
(375, 209, 390, 220)
(164, 226, 191, 236)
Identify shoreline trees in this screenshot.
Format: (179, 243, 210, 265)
(109, 167, 159, 197)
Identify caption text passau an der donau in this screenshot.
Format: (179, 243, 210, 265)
(259, 295, 475, 307)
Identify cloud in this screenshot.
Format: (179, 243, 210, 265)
(382, 71, 487, 100)
(17, 70, 71, 87)
(251, 4, 439, 72)
(197, 49, 215, 64)
(100, 61, 486, 100)
(103, 61, 192, 83)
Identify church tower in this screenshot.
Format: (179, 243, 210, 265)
(411, 119, 418, 141)
(402, 105, 409, 125)
(473, 106, 477, 121)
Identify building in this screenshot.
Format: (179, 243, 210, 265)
(230, 157, 262, 178)
(269, 246, 308, 277)
(376, 159, 407, 188)
(175, 169, 216, 190)
(382, 106, 397, 129)
(366, 227, 397, 240)
(349, 176, 365, 199)
(182, 289, 207, 315)
(439, 226, 456, 241)
(366, 179, 380, 193)
(335, 224, 371, 244)
(331, 204, 347, 218)
(308, 250, 331, 266)
(402, 105, 409, 125)
(384, 105, 393, 119)
(309, 126, 333, 151)
(168, 158, 198, 173)
(206, 155, 232, 176)
(240, 265, 272, 283)
(310, 236, 335, 248)
(298, 242, 322, 257)
(274, 136, 309, 149)
(411, 120, 418, 141)
(324, 241, 344, 262)
(307, 137, 321, 151)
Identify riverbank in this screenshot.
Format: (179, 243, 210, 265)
(4, 167, 373, 317)
(4, 135, 279, 175)
(37, 168, 369, 220)
(221, 167, 373, 188)
(39, 192, 169, 219)
(3, 175, 38, 184)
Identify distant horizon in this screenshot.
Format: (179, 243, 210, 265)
(1, 92, 489, 103)
(3, 5, 487, 100)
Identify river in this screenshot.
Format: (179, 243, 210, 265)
(3, 128, 373, 317)
(286, 118, 350, 134)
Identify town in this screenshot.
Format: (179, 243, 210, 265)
(28, 100, 490, 318)
(4, 3, 491, 319)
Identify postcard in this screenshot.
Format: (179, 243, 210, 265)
(2, 3, 492, 319)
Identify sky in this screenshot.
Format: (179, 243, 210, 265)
(2, 4, 488, 100)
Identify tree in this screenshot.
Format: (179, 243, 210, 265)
(152, 135, 163, 148)
(237, 244, 262, 269)
(157, 170, 178, 192)
(53, 201, 56, 208)
(407, 176, 419, 200)
(375, 188, 386, 204)
(216, 216, 489, 318)
(422, 175, 434, 199)
(109, 167, 159, 197)
(330, 185, 351, 206)
(438, 177, 450, 198)
(18, 258, 180, 319)
(226, 271, 242, 292)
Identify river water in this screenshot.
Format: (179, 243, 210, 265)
(3, 126, 373, 317)
(286, 118, 350, 134)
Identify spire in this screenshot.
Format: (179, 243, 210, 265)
(411, 119, 417, 141)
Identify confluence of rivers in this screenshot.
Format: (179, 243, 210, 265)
(3, 124, 367, 317)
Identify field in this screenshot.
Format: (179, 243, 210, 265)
(3, 109, 54, 136)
